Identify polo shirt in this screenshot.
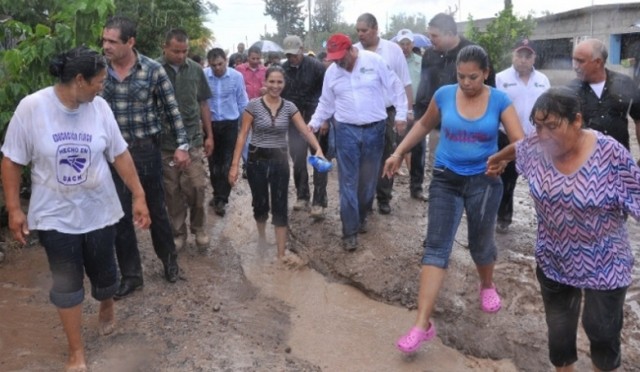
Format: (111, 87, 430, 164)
(496, 66, 550, 134)
(158, 57, 212, 150)
(204, 67, 249, 122)
(406, 52, 422, 101)
(309, 50, 408, 130)
(568, 69, 640, 149)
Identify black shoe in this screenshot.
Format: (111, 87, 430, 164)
(164, 254, 180, 283)
(358, 219, 368, 234)
(343, 236, 358, 252)
(378, 202, 391, 215)
(242, 168, 248, 179)
(496, 222, 510, 234)
(411, 191, 428, 201)
(114, 279, 143, 300)
(214, 201, 226, 216)
(208, 198, 216, 207)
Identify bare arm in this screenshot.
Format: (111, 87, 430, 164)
(200, 100, 214, 157)
(291, 112, 324, 158)
(112, 150, 150, 229)
(383, 99, 440, 178)
(501, 104, 525, 143)
(229, 111, 253, 186)
(635, 120, 640, 158)
(1, 158, 28, 244)
(486, 105, 524, 177)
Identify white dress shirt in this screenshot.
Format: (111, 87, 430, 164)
(309, 50, 408, 130)
(496, 66, 550, 134)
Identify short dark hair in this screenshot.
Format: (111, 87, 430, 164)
(456, 45, 490, 70)
(247, 45, 262, 56)
(49, 46, 107, 84)
(165, 28, 189, 45)
(316, 51, 327, 61)
(191, 55, 203, 64)
(357, 13, 378, 29)
(530, 87, 582, 125)
(207, 48, 226, 61)
(104, 15, 137, 43)
(429, 13, 458, 35)
(265, 65, 285, 80)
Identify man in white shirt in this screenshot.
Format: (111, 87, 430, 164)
(495, 39, 550, 233)
(309, 33, 408, 252)
(355, 13, 413, 214)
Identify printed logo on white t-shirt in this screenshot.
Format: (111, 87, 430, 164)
(57, 144, 91, 185)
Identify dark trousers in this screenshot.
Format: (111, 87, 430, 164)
(406, 123, 427, 194)
(112, 142, 176, 282)
(209, 120, 238, 204)
(376, 107, 397, 204)
(497, 131, 518, 224)
(247, 145, 290, 226)
(288, 109, 329, 207)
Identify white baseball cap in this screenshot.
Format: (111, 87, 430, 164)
(396, 29, 414, 43)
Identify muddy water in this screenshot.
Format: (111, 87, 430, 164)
(224, 198, 516, 372)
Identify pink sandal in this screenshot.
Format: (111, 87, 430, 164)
(480, 284, 502, 313)
(396, 322, 437, 353)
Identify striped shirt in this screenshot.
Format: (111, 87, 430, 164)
(516, 131, 640, 290)
(102, 51, 188, 146)
(245, 98, 298, 148)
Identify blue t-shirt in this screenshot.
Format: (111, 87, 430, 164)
(434, 84, 511, 176)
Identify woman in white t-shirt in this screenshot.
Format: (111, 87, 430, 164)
(1, 46, 150, 372)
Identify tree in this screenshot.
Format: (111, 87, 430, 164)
(384, 13, 428, 39)
(465, 5, 536, 72)
(114, 0, 217, 57)
(307, 21, 357, 52)
(264, 0, 306, 44)
(312, 0, 342, 33)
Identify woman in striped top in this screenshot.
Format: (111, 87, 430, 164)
(229, 65, 324, 260)
(487, 87, 640, 372)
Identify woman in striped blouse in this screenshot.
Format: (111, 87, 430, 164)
(229, 65, 324, 260)
(487, 87, 640, 372)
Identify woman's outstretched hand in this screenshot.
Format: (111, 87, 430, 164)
(486, 154, 507, 177)
(228, 166, 239, 187)
(383, 154, 403, 179)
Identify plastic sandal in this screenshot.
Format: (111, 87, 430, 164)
(396, 322, 437, 353)
(480, 284, 502, 313)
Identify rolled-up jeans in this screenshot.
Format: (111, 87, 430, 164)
(334, 120, 385, 238)
(422, 167, 502, 268)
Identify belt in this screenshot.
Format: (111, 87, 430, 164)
(248, 144, 288, 161)
(212, 119, 238, 125)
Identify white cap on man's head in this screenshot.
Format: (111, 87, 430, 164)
(283, 35, 303, 55)
(396, 29, 414, 43)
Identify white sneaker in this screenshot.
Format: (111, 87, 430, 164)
(174, 235, 186, 250)
(293, 199, 309, 211)
(310, 205, 325, 220)
(195, 231, 210, 249)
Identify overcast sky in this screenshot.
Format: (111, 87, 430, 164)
(207, 0, 639, 52)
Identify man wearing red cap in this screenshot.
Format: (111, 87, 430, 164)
(495, 39, 550, 234)
(309, 33, 408, 252)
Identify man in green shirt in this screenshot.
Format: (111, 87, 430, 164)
(159, 29, 214, 251)
(396, 29, 427, 200)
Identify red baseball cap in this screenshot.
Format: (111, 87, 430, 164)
(326, 33, 352, 61)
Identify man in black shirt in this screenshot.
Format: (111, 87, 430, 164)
(569, 39, 640, 150)
(415, 13, 495, 179)
(281, 35, 328, 218)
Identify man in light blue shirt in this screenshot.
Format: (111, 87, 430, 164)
(205, 48, 249, 216)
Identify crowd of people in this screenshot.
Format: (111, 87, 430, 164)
(2, 10, 640, 372)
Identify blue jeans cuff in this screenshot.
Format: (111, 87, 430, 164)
(92, 279, 119, 301)
(50, 287, 85, 308)
(421, 256, 449, 269)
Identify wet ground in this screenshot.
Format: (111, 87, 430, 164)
(1, 136, 640, 371)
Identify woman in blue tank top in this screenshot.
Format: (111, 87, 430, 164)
(383, 45, 524, 354)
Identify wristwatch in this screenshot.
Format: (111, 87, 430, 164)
(178, 143, 190, 151)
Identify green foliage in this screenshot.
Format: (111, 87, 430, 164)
(308, 22, 357, 53)
(384, 13, 428, 39)
(263, 0, 306, 44)
(465, 6, 536, 72)
(113, 0, 217, 57)
(311, 0, 342, 33)
(0, 0, 115, 141)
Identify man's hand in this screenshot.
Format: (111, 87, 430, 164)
(204, 137, 214, 157)
(7, 209, 29, 245)
(173, 149, 191, 169)
(394, 120, 408, 136)
(132, 196, 151, 229)
(407, 112, 415, 126)
(319, 121, 330, 136)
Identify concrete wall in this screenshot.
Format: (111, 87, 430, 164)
(540, 65, 634, 86)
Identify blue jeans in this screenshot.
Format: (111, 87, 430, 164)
(422, 168, 502, 268)
(334, 120, 385, 238)
(112, 142, 176, 282)
(39, 225, 118, 308)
